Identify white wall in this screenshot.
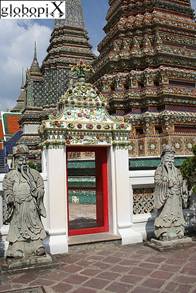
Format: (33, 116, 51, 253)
(130, 170, 155, 239)
(0, 174, 4, 229)
(23, 124, 40, 134)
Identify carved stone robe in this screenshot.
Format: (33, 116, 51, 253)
(3, 168, 46, 244)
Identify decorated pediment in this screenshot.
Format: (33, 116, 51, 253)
(39, 62, 131, 148)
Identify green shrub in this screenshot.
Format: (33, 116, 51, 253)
(28, 160, 42, 172)
(181, 145, 196, 193)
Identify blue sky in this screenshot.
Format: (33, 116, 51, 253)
(0, 0, 195, 110)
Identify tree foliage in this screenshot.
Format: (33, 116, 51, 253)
(181, 145, 196, 192)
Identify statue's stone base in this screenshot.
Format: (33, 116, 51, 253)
(146, 237, 193, 252)
(1, 287, 45, 293)
(2, 254, 52, 271)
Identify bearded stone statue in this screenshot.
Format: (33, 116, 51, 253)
(3, 145, 46, 259)
(154, 145, 188, 241)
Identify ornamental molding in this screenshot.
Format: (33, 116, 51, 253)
(125, 110, 196, 124)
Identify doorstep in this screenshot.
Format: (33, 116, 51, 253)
(68, 232, 121, 246)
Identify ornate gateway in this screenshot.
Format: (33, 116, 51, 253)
(39, 63, 142, 251)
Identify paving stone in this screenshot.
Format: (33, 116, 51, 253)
(119, 259, 138, 266)
(150, 270, 172, 279)
(12, 273, 39, 284)
(112, 252, 130, 258)
(105, 281, 132, 293)
(103, 256, 122, 264)
(180, 264, 196, 275)
(82, 277, 110, 289)
(141, 277, 166, 289)
(86, 255, 105, 261)
(62, 264, 83, 273)
(131, 287, 159, 293)
(42, 270, 69, 281)
(63, 274, 88, 285)
(120, 274, 144, 284)
(164, 281, 178, 291)
(76, 260, 94, 267)
(0, 287, 45, 293)
(165, 258, 188, 265)
(174, 275, 196, 284)
(52, 282, 73, 292)
(62, 255, 82, 264)
(9, 283, 24, 289)
(79, 268, 101, 276)
(71, 288, 97, 293)
(1, 242, 196, 293)
(159, 264, 181, 272)
(29, 278, 57, 287)
(186, 260, 196, 267)
(90, 261, 110, 269)
(138, 261, 159, 270)
(128, 267, 152, 276)
(145, 256, 166, 264)
(110, 264, 131, 273)
(177, 284, 193, 293)
(130, 254, 147, 261)
(96, 271, 121, 280)
(0, 284, 12, 292)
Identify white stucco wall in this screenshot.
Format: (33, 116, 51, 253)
(23, 124, 40, 134)
(130, 170, 155, 239)
(0, 174, 4, 229)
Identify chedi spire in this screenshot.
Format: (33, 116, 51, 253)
(29, 42, 42, 77)
(55, 0, 85, 29)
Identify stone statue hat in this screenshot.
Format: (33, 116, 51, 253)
(13, 144, 29, 157)
(161, 144, 175, 157)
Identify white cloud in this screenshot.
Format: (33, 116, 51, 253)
(0, 20, 52, 111)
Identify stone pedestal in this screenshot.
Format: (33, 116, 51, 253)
(147, 237, 193, 252)
(1, 254, 52, 271)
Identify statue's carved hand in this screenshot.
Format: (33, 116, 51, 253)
(37, 189, 44, 200)
(7, 194, 14, 204)
(168, 180, 174, 188)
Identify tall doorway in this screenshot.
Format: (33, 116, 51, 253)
(67, 147, 109, 236)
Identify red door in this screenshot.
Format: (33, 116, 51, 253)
(67, 147, 109, 236)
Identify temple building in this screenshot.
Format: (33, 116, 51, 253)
(0, 112, 21, 172)
(7, 0, 196, 215)
(0, 0, 196, 253)
(91, 0, 196, 158)
(14, 0, 95, 158)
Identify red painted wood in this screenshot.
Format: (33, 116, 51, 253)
(67, 147, 109, 236)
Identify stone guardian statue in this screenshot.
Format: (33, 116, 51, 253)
(154, 145, 188, 241)
(3, 145, 47, 259)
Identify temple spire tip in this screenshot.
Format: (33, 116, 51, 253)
(21, 68, 25, 88)
(34, 41, 37, 60)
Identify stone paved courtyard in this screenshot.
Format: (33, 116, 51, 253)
(0, 241, 196, 293)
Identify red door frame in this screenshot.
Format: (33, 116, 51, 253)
(67, 147, 109, 236)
